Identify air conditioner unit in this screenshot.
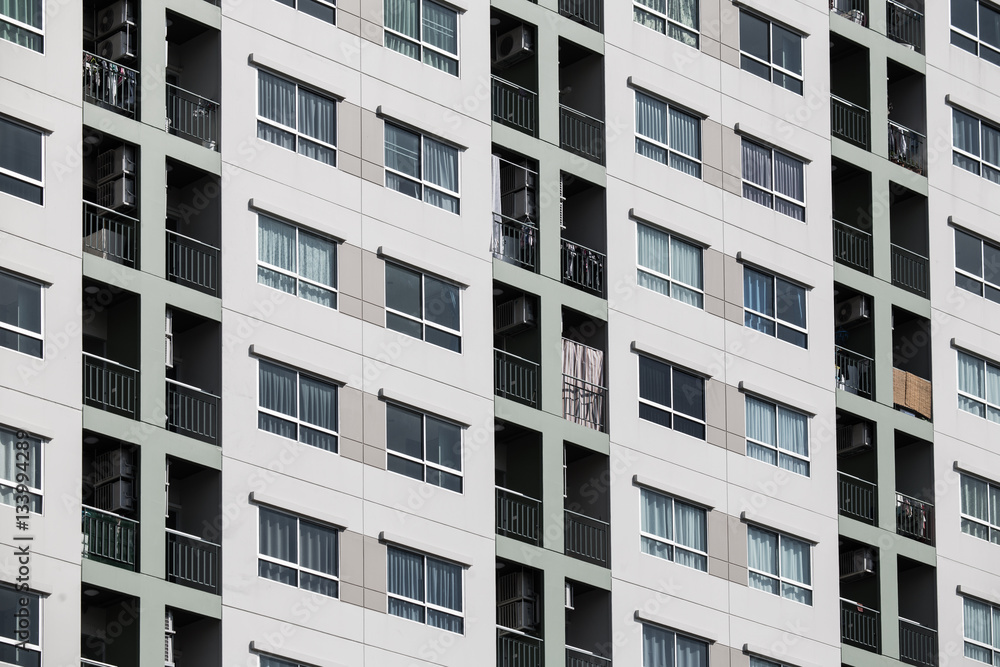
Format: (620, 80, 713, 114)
(494, 25, 534, 68)
(97, 175, 136, 210)
(98, 29, 135, 62)
(98, 145, 136, 182)
(495, 296, 536, 336)
(838, 422, 872, 455)
(165, 309, 174, 369)
(164, 610, 176, 667)
(94, 478, 135, 513)
(97, 0, 133, 38)
(94, 447, 135, 485)
(498, 571, 534, 601)
(497, 599, 537, 632)
(840, 547, 875, 581)
(835, 295, 869, 328)
(506, 188, 537, 221)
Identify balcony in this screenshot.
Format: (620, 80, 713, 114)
(498, 629, 542, 667)
(831, 95, 870, 150)
(887, 0, 924, 53)
(492, 76, 537, 137)
(83, 353, 139, 419)
(166, 379, 219, 445)
(82, 506, 137, 571)
(166, 528, 220, 594)
(82, 52, 139, 119)
(558, 0, 602, 32)
(831, 0, 868, 26)
(496, 487, 541, 546)
(892, 368, 932, 420)
(891, 244, 929, 297)
(841, 598, 880, 652)
(563, 375, 607, 432)
(888, 121, 926, 175)
(564, 509, 609, 567)
(495, 349, 539, 408)
(896, 492, 933, 543)
(560, 105, 604, 164)
(834, 220, 872, 274)
(83, 201, 138, 268)
(900, 618, 938, 667)
(166, 83, 220, 151)
(166, 229, 220, 297)
(561, 239, 605, 296)
(838, 472, 877, 525)
(492, 215, 538, 271)
(566, 647, 611, 667)
(836, 346, 874, 400)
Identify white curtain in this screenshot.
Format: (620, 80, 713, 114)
(635, 92, 668, 163)
(959, 352, 986, 417)
(637, 223, 671, 296)
(750, 657, 780, 667)
(777, 407, 809, 476)
(0, 428, 40, 512)
(299, 376, 337, 451)
(669, 0, 698, 31)
(563, 339, 605, 428)
(297, 230, 336, 306)
(299, 520, 338, 596)
(385, 124, 420, 177)
(385, 0, 419, 60)
(674, 501, 706, 570)
(992, 485, 1000, 541)
(671, 237, 703, 306)
(774, 152, 805, 220)
(669, 108, 701, 177)
(422, 0, 457, 54)
(676, 635, 707, 667)
(0, 0, 42, 50)
(297, 88, 336, 165)
(983, 124, 1000, 170)
(746, 396, 777, 465)
(259, 361, 297, 439)
(642, 624, 672, 667)
(954, 109, 981, 157)
(742, 140, 772, 207)
(427, 557, 462, 632)
(634, 0, 665, 32)
(259, 508, 296, 561)
(258, 72, 296, 149)
(747, 526, 778, 594)
(641, 489, 673, 559)
(962, 475, 990, 540)
(965, 597, 993, 663)
(780, 535, 810, 603)
(988, 363, 1000, 424)
(388, 547, 425, 621)
(424, 137, 459, 213)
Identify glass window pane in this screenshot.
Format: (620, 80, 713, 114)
(672, 368, 704, 421)
(953, 0, 979, 34)
(259, 361, 297, 418)
(258, 215, 296, 272)
(425, 326, 461, 352)
(669, 0, 698, 30)
(388, 453, 424, 481)
(744, 268, 774, 317)
(747, 526, 778, 575)
(746, 396, 776, 445)
(422, 0, 457, 55)
(639, 356, 672, 407)
(299, 0, 335, 23)
(669, 107, 701, 160)
(772, 24, 801, 75)
(775, 278, 806, 329)
(637, 223, 670, 275)
(0, 118, 41, 181)
(670, 237, 703, 290)
(387, 404, 423, 459)
(424, 416, 461, 472)
(385, 0, 419, 38)
(298, 88, 336, 146)
(258, 72, 296, 128)
(642, 623, 674, 667)
(387, 546, 423, 599)
(298, 231, 336, 288)
(423, 138, 458, 193)
(641, 488, 673, 540)
(385, 124, 421, 178)
(742, 140, 772, 190)
(299, 520, 338, 576)
(259, 507, 297, 562)
(955, 109, 981, 157)
(740, 11, 769, 61)
(423, 276, 459, 331)
(426, 557, 462, 611)
(299, 375, 337, 433)
(957, 230, 985, 277)
(987, 241, 1000, 286)
(984, 3, 1000, 48)
(385, 263, 422, 318)
(0, 272, 40, 334)
(780, 535, 810, 586)
(636, 92, 668, 145)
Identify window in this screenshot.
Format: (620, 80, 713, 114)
(386, 403, 462, 492)
(957, 350, 1000, 423)
(744, 266, 807, 348)
(633, 0, 699, 47)
(956, 228, 1000, 303)
(739, 10, 802, 94)
(258, 654, 314, 667)
(387, 545, 463, 633)
(0, 586, 39, 667)
(384, 123, 460, 213)
(0, 427, 41, 513)
(747, 525, 811, 605)
(257, 214, 337, 309)
(745, 396, 809, 476)
(750, 659, 788, 667)
(274, 0, 335, 24)
(258, 360, 339, 452)
(639, 488, 707, 571)
(258, 506, 339, 598)
(953, 108, 1000, 185)
(642, 623, 708, 667)
(0, 270, 42, 358)
(0, 0, 41, 52)
(636, 223, 704, 307)
(638, 355, 706, 440)
(952, 0, 1000, 66)
(961, 473, 1000, 544)
(257, 71, 337, 166)
(384, 0, 458, 75)
(964, 596, 1000, 664)
(385, 262, 461, 352)
(0, 116, 43, 204)
(634, 92, 702, 178)
(741, 139, 805, 220)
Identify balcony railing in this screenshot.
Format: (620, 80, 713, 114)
(896, 492, 933, 543)
(836, 347, 874, 400)
(83, 353, 139, 419)
(495, 349, 540, 408)
(166, 528, 220, 594)
(564, 509, 609, 567)
(834, 220, 872, 274)
(838, 472, 877, 525)
(841, 598, 880, 652)
(563, 374, 607, 432)
(496, 487, 541, 546)
(888, 120, 926, 175)
(566, 646, 611, 667)
(559, 0, 603, 32)
(498, 629, 543, 667)
(166, 230, 220, 297)
(83, 52, 139, 119)
(891, 244, 929, 297)
(561, 239, 605, 296)
(82, 505, 137, 571)
(166, 379, 220, 445)
(166, 83, 220, 150)
(492, 76, 537, 137)
(493, 215, 538, 272)
(831, 0, 868, 26)
(831, 95, 870, 150)
(83, 201, 139, 268)
(900, 618, 938, 667)
(887, 0, 924, 53)
(559, 105, 604, 164)
(82, 660, 117, 667)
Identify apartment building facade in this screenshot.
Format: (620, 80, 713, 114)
(1, 0, 1000, 665)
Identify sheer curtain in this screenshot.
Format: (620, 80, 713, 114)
(982, 125, 1000, 184)
(258, 216, 296, 293)
(778, 407, 809, 476)
(773, 153, 805, 220)
(385, 124, 421, 176)
(424, 138, 459, 213)
(299, 376, 337, 451)
(669, 108, 701, 177)
(637, 223, 671, 295)
(747, 526, 778, 594)
(745, 396, 777, 465)
(642, 624, 672, 667)
(742, 140, 771, 193)
(962, 475, 990, 539)
(780, 536, 811, 603)
(674, 501, 706, 570)
(259, 508, 296, 584)
(635, 92, 668, 163)
(259, 361, 297, 438)
(388, 548, 425, 621)
(641, 489, 673, 559)
(297, 88, 336, 165)
(422, 0, 458, 74)
(427, 558, 463, 632)
(562, 339, 605, 427)
(744, 269, 774, 334)
(958, 352, 986, 416)
(954, 110, 981, 172)
(964, 597, 993, 663)
(385, 0, 420, 58)
(634, 0, 666, 32)
(258, 72, 296, 149)
(0, 428, 40, 511)
(299, 521, 338, 596)
(670, 237, 703, 307)
(0, 0, 42, 50)
(676, 635, 707, 667)
(988, 363, 1000, 423)
(297, 231, 336, 306)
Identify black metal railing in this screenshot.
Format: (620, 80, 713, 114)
(888, 120, 926, 174)
(836, 347, 874, 400)
(492, 76, 537, 137)
(559, 105, 604, 164)
(83, 353, 139, 419)
(82, 506, 137, 571)
(896, 492, 933, 543)
(900, 618, 938, 667)
(561, 239, 605, 296)
(166, 380, 220, 445)
(166, 528, 220, 594)
(83, 201, 139, 268)
(891, 244, 929, 297)
(492, 215, 538, 271)
(495, 349, 540, 408)
(166, 83, 220, 150)
(838, 472, 877, 524)
(563, 374, 607, 432)
(498, 629, 543, 667)
(558, 0, 603, 32)
(831, 0, 869, 25)
(166, 230, 220, 297)
(834, 220, 872, 274)
(841, 598, 880, 652)
(83, 52, 139, 119)
(831, 95, 870, 150)
(496, 487, 541, 546)
(887, 0, 924, 53)
(566, 646, 611, 667)
(564, 509, 609, 567)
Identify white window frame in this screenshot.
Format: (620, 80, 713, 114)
(0, 425, 42, 514)
(955, 228, 1000, 301)
(0, 0, 43, 53)
(744, 395, 810, 477)
(0, 586, 40, 660)
(952, 108, 1000, 182)
(957, 350, 1000, 421)
(634, 92, 703, 177)
(275, 0, 336, 24)
(743, 265, 809, 348)
(386, 545, 465, 633)
(639, 487, 708, 571)
(641, 622, 710, 667)
(750, 657, 791, 667)
(257, 652, 315, 667)
(256, 359, 340, 452)
(385, 402, 464, 493)
(741, 138, 806, 219)
(0, 116, 44, 205)
(383, 0, 460, 76)
(632, 0, 700, 47)
(383, 122, 461, 212)
(960, 472, 1000, 543)
(738, 9, 804, 94)
(635, 223, 705, 308)
(747, 524, 813, 605)
(0, 268, 43, 359)
(257, 505, 340, 597)
(637, 354, 707, 440)
(256, 214, 338, 309)
(951, 0, 1000, 66)
(256, 70, 338, 166)
(963, 595, 1000, 664)
(384, 261, 463, 352)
